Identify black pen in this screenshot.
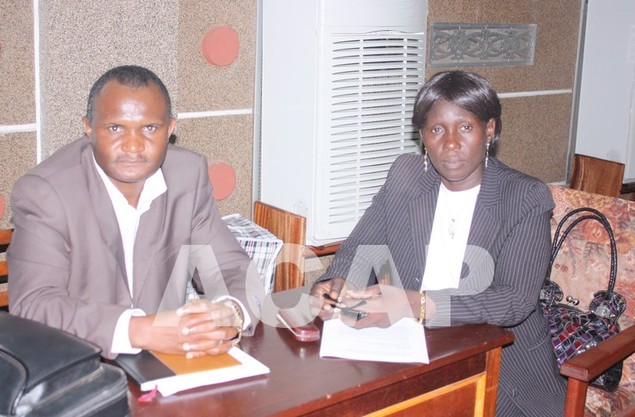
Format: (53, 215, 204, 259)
(322, 292, 340, 306)
(322, 293, 366, 309)
(322, 294, 368, 320)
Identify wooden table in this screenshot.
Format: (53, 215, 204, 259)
(129, 293, 514, 417)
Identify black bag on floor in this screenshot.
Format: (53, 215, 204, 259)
(0, 312, 130, 416)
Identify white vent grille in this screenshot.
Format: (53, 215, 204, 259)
(316, 33, 425, 235)
(259, 0, 428, 246)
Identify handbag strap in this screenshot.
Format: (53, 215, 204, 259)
(546, 207, 618, 293)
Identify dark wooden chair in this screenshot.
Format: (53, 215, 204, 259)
(0, 228, 13, 308)
(253, 201, 306, 292)
(569, 153, 625, 198)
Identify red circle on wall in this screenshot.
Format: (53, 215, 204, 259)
(0, 195, 4, 220)
(201, 26, 240, 67)
(208, 162, 236, 200)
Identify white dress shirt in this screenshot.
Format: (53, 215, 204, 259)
(94, 159, 167, 354)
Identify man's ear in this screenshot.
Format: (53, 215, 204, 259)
(167, 118, 177, 140)
(82, 116, 92, 137)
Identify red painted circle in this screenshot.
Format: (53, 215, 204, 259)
(201, 26, 240, 67)
(208, 162, 236, 200)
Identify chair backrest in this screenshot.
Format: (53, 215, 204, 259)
(253, 201, 306, 292)
(0, 229, 12, 308)
(569, 153, 625, 197)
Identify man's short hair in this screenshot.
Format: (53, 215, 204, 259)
(86, 65, 172, 123)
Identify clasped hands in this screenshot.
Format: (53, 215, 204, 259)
(130, 299, 243, 359)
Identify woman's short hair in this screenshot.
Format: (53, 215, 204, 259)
(411, 71, 502, 142)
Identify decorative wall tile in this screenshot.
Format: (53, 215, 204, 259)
(429, 22, 537, 67)
(201, 26, 240, 67)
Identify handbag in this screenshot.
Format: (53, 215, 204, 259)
(539, 207, 627, 392)
(0, 312, 130, 416)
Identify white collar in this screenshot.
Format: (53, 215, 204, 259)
(93, 156, 167, 213)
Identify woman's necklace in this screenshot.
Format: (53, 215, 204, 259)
(440, 184, 480, 240)
(448, 217, 458, 239)
(447, 205, 468, 240)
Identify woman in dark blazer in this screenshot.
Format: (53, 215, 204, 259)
(311, 71, 566, 416)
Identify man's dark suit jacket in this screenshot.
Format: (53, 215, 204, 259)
(318, 154, 566, 417)
(8, 136, 262, 359)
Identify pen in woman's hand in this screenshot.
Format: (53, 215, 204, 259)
(323, 293, 367, 314)
(322, 292, 341, 308)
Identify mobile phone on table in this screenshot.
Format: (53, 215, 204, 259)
(338, 306, 368, 321)
(277, 308, 321, 342)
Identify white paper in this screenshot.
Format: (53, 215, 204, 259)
(319, 317, 429, 364)
(148, 348, 270, 396)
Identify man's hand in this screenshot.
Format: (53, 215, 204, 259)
(129, 300, 242, 358)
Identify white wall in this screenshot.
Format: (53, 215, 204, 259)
(575, 0, 635, 181)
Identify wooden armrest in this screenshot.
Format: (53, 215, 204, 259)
(304, 241, 342, 257)
(560, 325, 635, 382)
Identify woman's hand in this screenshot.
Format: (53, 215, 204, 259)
(310, 281, 438, 329)
(343, 287, 436, 329)
(310, 277, 347, 304)
(310, 277, 346, 320)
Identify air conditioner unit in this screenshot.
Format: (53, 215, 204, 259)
(259, 0, 428, 246)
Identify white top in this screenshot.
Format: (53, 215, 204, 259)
(95, 159, 167, 293)
(421, 183, 480, 291)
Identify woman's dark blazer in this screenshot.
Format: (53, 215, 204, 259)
(318, 154, 566, 416)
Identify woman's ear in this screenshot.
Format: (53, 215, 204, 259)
(486, 118, 496, 141)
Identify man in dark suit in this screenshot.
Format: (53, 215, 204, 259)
(8, 65, 263, 359)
